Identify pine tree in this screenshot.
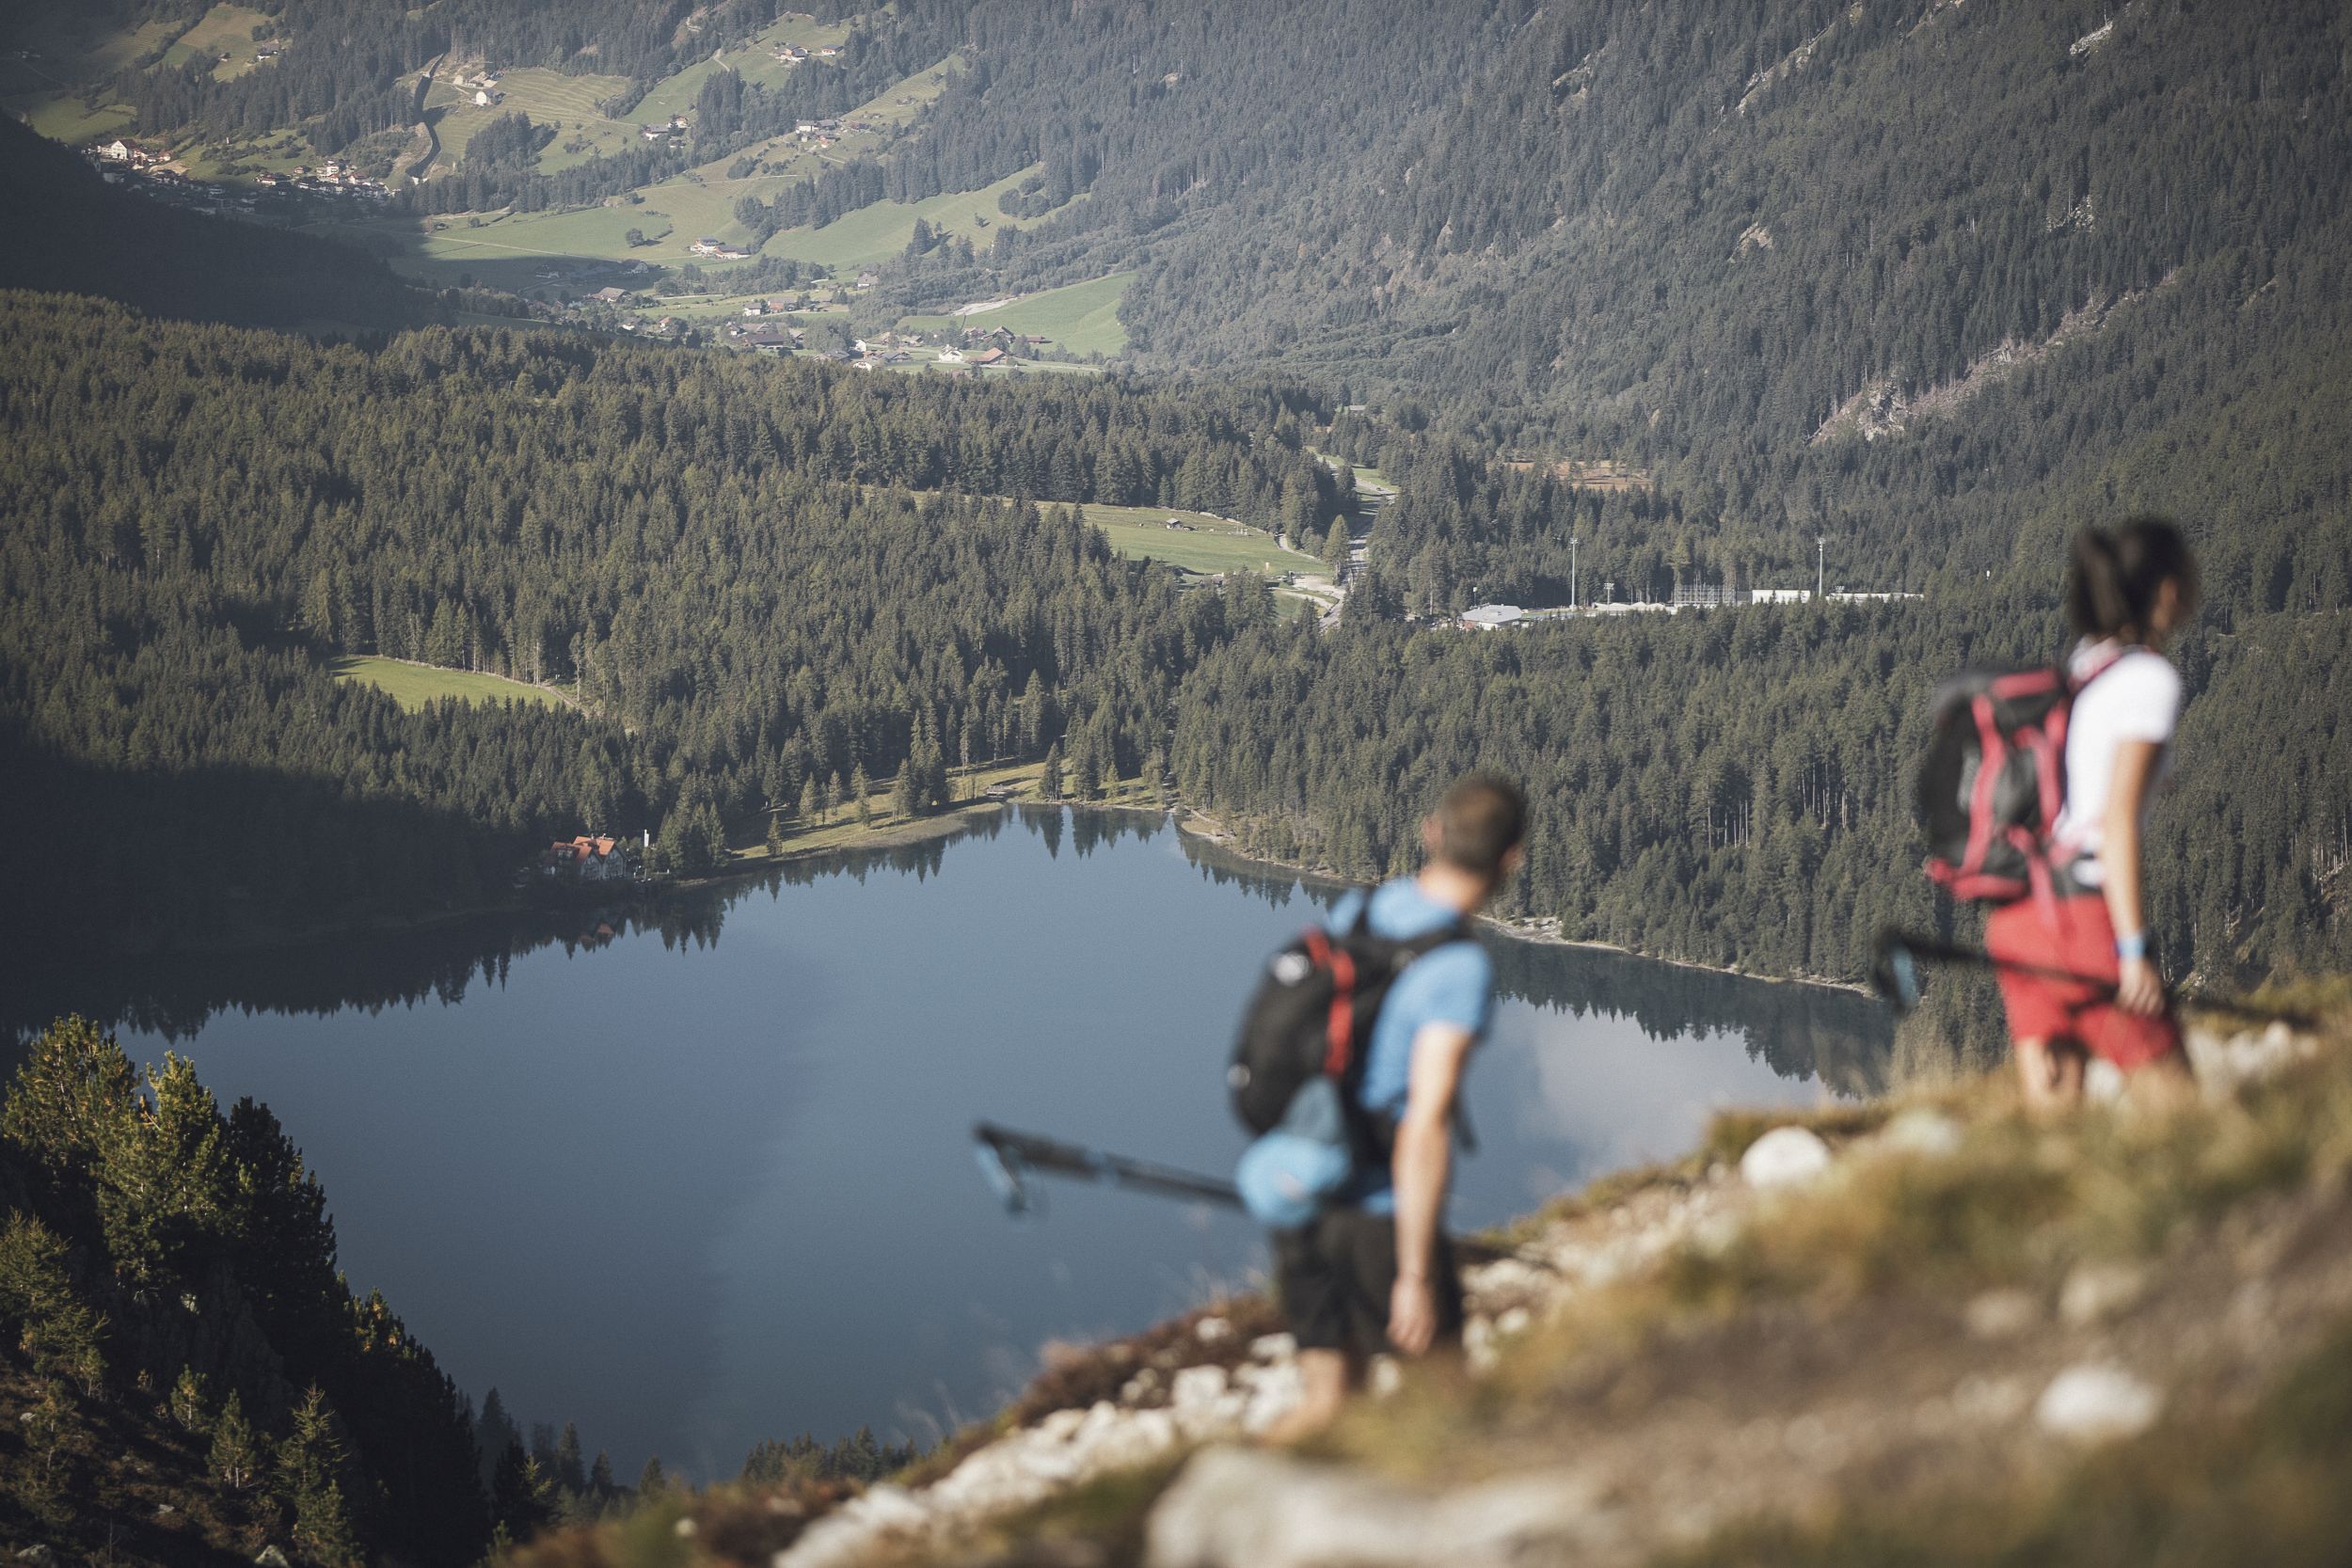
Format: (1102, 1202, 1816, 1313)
(589, 1449, 615, 1499)
(555, 1422, 587, 1496)
(765, 812, 785, 859)
(850, 763, 873, 828)
(169, 1365, 209, 1432)
(278, 1386, 360, 1566)
(798, 775, 819, 825)
(1041, 741, 1064, 800)
(210, 1391, 261, 1490)
(637, 1454, 668, 1497)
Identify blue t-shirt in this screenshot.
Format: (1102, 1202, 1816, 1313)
(1326, 878, 1494, 1212)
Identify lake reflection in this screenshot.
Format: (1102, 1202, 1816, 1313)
(7, 809, 1892, 1481)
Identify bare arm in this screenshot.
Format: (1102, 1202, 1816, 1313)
(1388, 1021, 1473, 1354)
(2103, 738, 2166, 1015)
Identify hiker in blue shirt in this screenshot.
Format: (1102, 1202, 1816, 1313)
(1260, 774, 1523, 1443)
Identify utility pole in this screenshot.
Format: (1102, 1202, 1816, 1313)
(1570, 535, 1579, 610)
(1817, 535, 1826, 601)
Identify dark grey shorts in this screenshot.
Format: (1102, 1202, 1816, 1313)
(1271, 1207, 1464, 1356)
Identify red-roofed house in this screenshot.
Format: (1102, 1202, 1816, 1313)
(544, 835, 629, 882)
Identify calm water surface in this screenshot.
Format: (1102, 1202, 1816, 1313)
(18, 809, 1893, 1480)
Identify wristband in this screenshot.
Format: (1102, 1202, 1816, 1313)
(2114, 931, 2148, 962)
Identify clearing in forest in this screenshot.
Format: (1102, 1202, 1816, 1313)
(331, 657, 564, 713)
(924, 274, 1130, 356)
(1082, 504, 1304, 578)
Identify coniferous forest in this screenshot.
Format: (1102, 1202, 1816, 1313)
(2, 0, 2350, 1555)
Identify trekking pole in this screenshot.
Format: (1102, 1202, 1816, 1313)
(972, 1121, 1244, 1218)
(1870, 927, 2121, 1015)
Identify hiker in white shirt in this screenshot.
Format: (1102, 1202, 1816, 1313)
(1984, 517, 2200, 1114)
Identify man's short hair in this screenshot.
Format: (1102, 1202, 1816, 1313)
(1432, 774, 1526, 878)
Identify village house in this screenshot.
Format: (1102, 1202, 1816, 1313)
(969, 347, 1009, 368)
(589, 286, 629, 305)
(543, 835, 629, 882)
(474, 88, 501, 107)
(936, 345, 966, 364)
(691, 237, 753, 259)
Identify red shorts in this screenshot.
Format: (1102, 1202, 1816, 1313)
(1983, 895, 2182, 1070)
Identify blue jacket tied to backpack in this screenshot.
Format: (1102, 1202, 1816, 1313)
(1234, 879, 1493, 1227)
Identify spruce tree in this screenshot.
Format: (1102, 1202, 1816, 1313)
(850, 763, 873, 828)
(1041, 742, 1064, 800)
(637, 1454, 667, 1497)
(211, 1391, 261, 1490)
(278, 1386, 360, 1566)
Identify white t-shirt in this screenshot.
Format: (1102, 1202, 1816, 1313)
(2055, 640, 2182, 886)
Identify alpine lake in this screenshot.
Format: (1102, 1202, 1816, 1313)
(8, 808, 1894, 1481)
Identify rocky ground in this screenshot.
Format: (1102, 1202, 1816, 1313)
(520, 992, 2352, 1568)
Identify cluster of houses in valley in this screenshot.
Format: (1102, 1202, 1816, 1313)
(691, 235, 755, 259)
(87, 138, 387, 211)
(640, 114, 691, 142)
(774, 42, 846, 64)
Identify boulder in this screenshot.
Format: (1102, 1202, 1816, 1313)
(2034, 1363, 2162, 1444)
(1877, 1107, 1963, 1158)
(1146, 1446, 1607, 1568)
(1740, 1125, 1834, 1189)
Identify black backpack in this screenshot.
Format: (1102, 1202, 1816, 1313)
(1915, 650, 2125, 903)
(1228, 903, 1471, 1154)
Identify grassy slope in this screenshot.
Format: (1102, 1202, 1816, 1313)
(160, 4, 272, 82)
(424, 67, 635, 168)
(954, 273, 1131, 356)
(400, 54, 978, 280)
(1083, 503, 1301, 578)
(0, 15, 171, 144)
(330, 656, 563, 712)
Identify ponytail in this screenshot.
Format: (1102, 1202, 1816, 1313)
(2065, 515, 2198, 640)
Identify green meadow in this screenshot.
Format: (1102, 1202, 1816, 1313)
(955, 274, 1131, 356)
(331, 657, 564, 712)
(1081, 505, 1303, 578)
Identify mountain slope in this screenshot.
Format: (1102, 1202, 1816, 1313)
(0, 117, 428, 330)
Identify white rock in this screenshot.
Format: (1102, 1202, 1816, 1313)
(2035, 1364, 2162, 1444)
(2058, 1260, 2149, 1326)
(1878, 1107, 1963, 1158)
(1368, 1355, 1403, 1399)
(1241, 1357, 1306, 1434)
(772, 1482, 933, 1568)
(675, 1516, 698, 1537)
(1464, 1316, 1498, 1373)
(1249, 1332, 1297, 1362)
(1144, 1446, 1606, 1568)
(1740, 1125, 1834, 1189)
(2084, 1058, 2126, 1103)
(1194, 1315, 1232, 1343)
(1497, 1306, 1532, 1338)
(1170, 1364, 1230, 1410)
(1038, 1405, 1088, 1442)
(1463, 1258, 1543, 1299)
(1075, 1400, 1121, 1445)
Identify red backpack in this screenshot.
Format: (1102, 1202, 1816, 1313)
(1915, 651, 2124, 903)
